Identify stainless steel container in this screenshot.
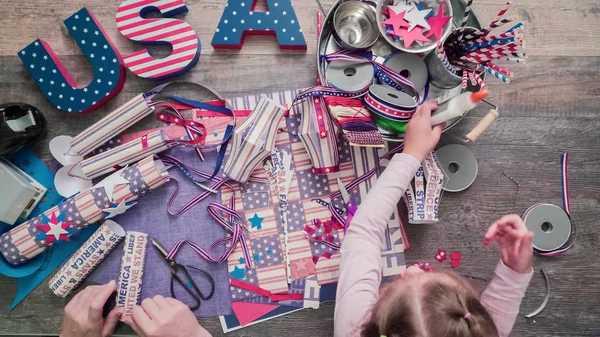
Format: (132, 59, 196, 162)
(333, 1, 379, 50)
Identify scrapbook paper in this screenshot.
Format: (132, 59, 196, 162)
(90, 146, 232, 318)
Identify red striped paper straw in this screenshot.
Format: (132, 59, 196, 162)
(464, 31, 517, 45)
(489, 2, 512, 26)
(468, 71, 477, 85)
(484, 62, 514, 77)
(462, 70, 469, 88)
(473, 71, 487, 91)
(317, 11, 323, 36)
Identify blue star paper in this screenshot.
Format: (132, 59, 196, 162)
(230, 265, 246, 280)
(248, 213, 264, 230)
(211, 0, 306, 50)
(18, 8, 126, 114)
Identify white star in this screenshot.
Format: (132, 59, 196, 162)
(32, 53, 37, 57)
(84, 28, 88, 33)
(249, 11, 253, 15)
(282, 28, 286, 32)
(241, 2, 245, 6)
(101, 56, 106, 60)
(30, 64, 34, 69)
(113, 58, 117, 63)
(95, 90, 99, 94)
(403, 6, 432, 31)
(95, 31, 99, 35)
(102, 200, 137, 219)
(291, 20, 295, 24)
(39, 78, 43, 83)
(274, 2, 279, 6)
(21, 51, 25, 55)
(257, 19, 261, 24)
(67, 108, 72, 112)
(104, 44, 108, 49)
(48, 92, 52, 96)
(90, 53, 95, 58)
(97, 79, 102, 83)
(95, 172, 130, 202)
(216, 28, 220, 32)
(72, 26, 77, 30)
(224, 37, 228, 41)
(34, 41, 39, 46)
(283, 11, 287, 15)
(43, 55, 47, 60)
(108, 81, 113, 85)
(232, 28, 236, 32)
(41, 66, 45, 71)
(240, 19, 244, 24)
(61, 83, 65, 87)
(99, 67, 103, 72)
(92, 101, 96, 105)
(266, 11, 270, 15)
(291, 37, 295, 41)
(274, 20, 278, 24)
(70, 97, 74, 101)
(74, 14, 79, 19)
(83, 88, 88, 92)
(224, 19, 229, 24)
(59, 94, 63, 99)
(81, 99, 85, 103)
(233, 11, 237, 15)
(86, 17, 90, 22)
(92, 42, 96, 47)
(110, 70, 115, 74)
(52, 69, 57, 73)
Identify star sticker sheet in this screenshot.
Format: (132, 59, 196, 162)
(195, 89, 407, 306)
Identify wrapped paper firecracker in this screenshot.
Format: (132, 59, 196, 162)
(0, 155, 167, 266)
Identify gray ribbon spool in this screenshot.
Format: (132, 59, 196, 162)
(326, 60, 374, 92)
(436, 144, 478, 192)
(524, 204, 571, 252)
(383, 53, 428, 95)
(369, 84, 417, 109)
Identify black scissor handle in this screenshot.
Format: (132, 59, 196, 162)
(185, 265, 215, 300)
(170, 271, 201, 311)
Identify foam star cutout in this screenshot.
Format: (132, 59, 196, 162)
(401, 26, 431, 48)
(35, 211, 76, 244)
(238, 257, 245, 265)
(424, 2, 451, 41)
(253, 253, 260, 262)
(248, 213, 264, 230)
(95, 172, 130, 202)
(389, 2, 416, 18)
(382, 8, 410, 37)
(230, 265, 246, 280)
(102, 200, 137, 219)
(404, 5, 432, 31)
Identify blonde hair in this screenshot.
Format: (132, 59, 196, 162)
(361, 271, 499, 337)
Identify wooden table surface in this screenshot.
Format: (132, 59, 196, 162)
(1, 0, 599, 336)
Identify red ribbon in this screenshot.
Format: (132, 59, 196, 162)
(229, 279, 304, 301)
(156, 113, 207, 145)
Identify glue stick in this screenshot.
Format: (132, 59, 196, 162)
(430, 91, 488, 126)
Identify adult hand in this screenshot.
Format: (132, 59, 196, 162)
(402, 101, 444, 161)
(121, 296, 212, 337)
(484, 214, 534, 274)
(60, 280, 123, 337)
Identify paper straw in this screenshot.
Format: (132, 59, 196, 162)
(485, 1, 512, 35)
(0, 155, 167, 266)
(48, 220, 126, 298)
(468, 72, 477, 85)
(461, 0, 474, 28)
(317, 11, 323, 36)
(484, 62, 514, 77)
(464, 31, 517, 45)
(483, 65, 510, 83)
(463, 16, 516, 41)
(461, 70, 469, 88)
(438, 53, 457, 74)
(503, 57, 527, 63)
(116, 231, 148, 316)
(461, 37, 516, 52)
(69, 94, 155, 156)
(80, 130, 171, 179)
(473, 72, 487, 91)
(505, 22, 524, 34)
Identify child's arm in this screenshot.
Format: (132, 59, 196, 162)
(481, 214, 535, 337)
(334, 102, 443, 337)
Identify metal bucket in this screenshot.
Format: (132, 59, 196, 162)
(332, 1, 379, 50)
(427, 27, 478, 89)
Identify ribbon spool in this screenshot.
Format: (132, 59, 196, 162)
(523, 204, 572, 253)
(380, 52, 428, 97)
(364, 84, 416, 136)
(435, 144, 478, 192)
(325, 60, 375, 92)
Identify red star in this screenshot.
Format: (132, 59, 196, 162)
(424, 2, 452, 41)
(382, 8, 410, 37)
(401, 26, 431, 48)
(36, 212, 73, 244)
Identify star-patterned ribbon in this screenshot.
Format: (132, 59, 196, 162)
(166, 197, 252, 269)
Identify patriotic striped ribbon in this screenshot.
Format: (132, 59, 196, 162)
(166, 197, 252, 269)
(364, 91, 416, 122)
(229, 279, 304, 301)
(305, 219, 342, 250)
(156, 110, 207, 145)
(536, 153, 575, 257)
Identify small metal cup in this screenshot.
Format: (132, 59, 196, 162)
(333, 1, 379, 50)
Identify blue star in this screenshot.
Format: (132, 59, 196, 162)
(253, 253, 260, 262)
(238, 257, 245, 265)
(248, 213, 264, 230)
(266, 249, 272, 255)
(230, 265, 246, 280)
(97, 249, 105, 255)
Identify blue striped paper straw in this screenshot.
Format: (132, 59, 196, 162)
(461, 37, 515, 51)
(483, 65, 510, 83)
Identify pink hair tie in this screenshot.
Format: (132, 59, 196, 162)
(463, 312, 472, 319)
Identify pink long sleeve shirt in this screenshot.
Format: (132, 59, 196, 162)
(334, 153, 533, 337)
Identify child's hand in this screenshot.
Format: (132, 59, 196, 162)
(402, 101, 444, 161)
(484, 214, 534, 274)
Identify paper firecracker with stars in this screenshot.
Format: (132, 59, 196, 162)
(211, 0, 306, 50)
(17, 8, 126, 114)
(35, 210, 78, 244)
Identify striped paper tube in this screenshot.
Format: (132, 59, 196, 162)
(483, 65, 511, 83)
(484, 62, 514, 77)
(461, 70, 469, 88)
(48, 220, 125, 297)
(69, 93, 156, 156)
(438, 53, 457, 75)
(299, 96, 340, 175)
(222, 97, 287, 183)
(116, 231, 148, 316)
(80, 130, 171, 179)
(461, 36, 516, 52)
(461, 0, 474, 28)
(468, 72, 477, 85)
(473, 72, 487, 91)
(464, 30, 517, 45)
(503, 57, 527, 63)
(0, 155, 167, 266)
(463, 17, 516, 41)
(486, 2, 512, 29)
(505, 22, 524, 34)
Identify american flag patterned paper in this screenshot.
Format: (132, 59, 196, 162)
(116, 0, 201, 80)
(0, 156, 168, 266)
(17, 8, 126, 114)
(208, 89, 407, 302)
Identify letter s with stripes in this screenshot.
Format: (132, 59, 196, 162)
(116, 0, 200, 80)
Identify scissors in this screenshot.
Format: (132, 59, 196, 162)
(337, 178, 357, 233)
(151, 239, 215, 311)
